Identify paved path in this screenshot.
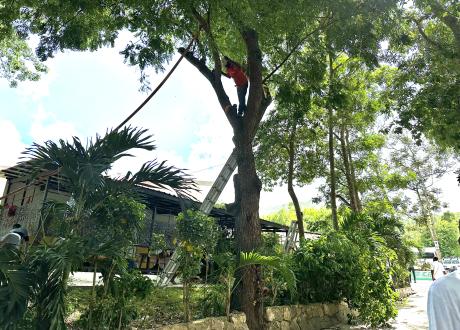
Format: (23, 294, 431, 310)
(69, 271, 160, 287)
(337, 281, 431, 330)
(389, 282, 430, 330)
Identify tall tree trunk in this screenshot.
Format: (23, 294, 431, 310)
(328, 110, 338, 230)
(181, 22, 271, 329)
(287, 124, 305, 242)
(345, 129, 362, 211)
(328, 53, 339, 230)
(339, 125, 357, 212)
(415, 188, 440, 257)
(233, 140, 264, 329)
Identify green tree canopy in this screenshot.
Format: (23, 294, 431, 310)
(389, 0, 460, 151)
(0, 29, 46, 87)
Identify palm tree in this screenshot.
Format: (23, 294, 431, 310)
(0, 126, 197, 329)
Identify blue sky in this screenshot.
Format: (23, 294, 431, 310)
(0, 35, 459, 215)
(0, 34, 315, 216)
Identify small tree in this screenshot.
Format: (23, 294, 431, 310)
(0, 127, 196, 328)
(175, 209, 220, 322)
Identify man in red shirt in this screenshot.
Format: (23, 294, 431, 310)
(223, 56, 248, 116)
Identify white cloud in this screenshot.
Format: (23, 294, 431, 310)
(0, 120, 25, 168)
(29, 105, 78, 143)
(0, 120, 26, 196)
(16, 62, 57, 101)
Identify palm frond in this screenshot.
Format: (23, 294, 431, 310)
(239, 251, 296, 295)
(21, 127, 156, 192)
(88, 126, 155, 163)
(29, 238, 86, 330)
(0, 246, 30, 328)
(124, 159, 198, 198)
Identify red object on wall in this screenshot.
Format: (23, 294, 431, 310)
(7, 205, 17, 216)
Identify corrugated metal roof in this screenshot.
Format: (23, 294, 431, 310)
(2, 163, 289, 232)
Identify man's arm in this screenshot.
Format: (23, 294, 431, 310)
(431, 269, 435, 281)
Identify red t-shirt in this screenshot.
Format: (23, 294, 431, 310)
(227, 66, 248, 87)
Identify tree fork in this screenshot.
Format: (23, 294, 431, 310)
(180, 25, 270, 329)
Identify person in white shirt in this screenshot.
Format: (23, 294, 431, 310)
(427, 270, 460, 329)
(0, 224, 29, 249)
(431, 257, 446, 281)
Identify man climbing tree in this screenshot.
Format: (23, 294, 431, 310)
(222, 56, 248, 116)
(0, 1, 401, 328)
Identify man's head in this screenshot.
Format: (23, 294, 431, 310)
(223, 56, 233, 68)
(433, 257, 439, 262)
(11, 225, 29, 242)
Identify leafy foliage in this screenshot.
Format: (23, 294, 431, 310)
(0, 246, 30, 329)
(0, 127, 195, 327)
(388, 0, 460, 151)
(175, 209, 220, 321)
(204, 250, 296, 321)
(0, 29, 47, 87)
(77, 270, 154, 329)
(294, 213, 399, 327)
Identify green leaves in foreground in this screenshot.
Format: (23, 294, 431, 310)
(240, 251, 296, 297)
(0, 246, 31, 329)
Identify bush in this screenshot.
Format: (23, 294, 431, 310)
(77, 270, 153, 329)
(175, 209, 220, 321)
(294, 224, 397, 327)
(196, 284, 227, 318)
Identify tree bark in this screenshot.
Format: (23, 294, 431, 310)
(339, 125, 357, 212)
(180, 23, 270, 329)
(414, 188, 440, 258)
(328, 110, 338, 230)
(287, 123, 305, 242)
(328, 53, 339, 231)
(345, 129, 362, 211)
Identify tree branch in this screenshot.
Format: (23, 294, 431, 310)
(412, 17, 449, 53)
(337, 194, 351, 207)
(430, 0, 460, 51)
(263, 17, 334, 84)
(178, 48, 238, 127)
(241, 28, 266, 140)
(190, 6, 223, 75)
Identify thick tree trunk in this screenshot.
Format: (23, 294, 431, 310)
(287, 124, 305, 242)
(233, 139, 264, 329)
(181, 21, 270, 329)
(339, 125, 357, 212)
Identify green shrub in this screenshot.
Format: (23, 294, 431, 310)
(77, 270, 153, 329)
(176, 209, 220, 321)
(196, 284, 227, 318)
(294, 226, 397, 327)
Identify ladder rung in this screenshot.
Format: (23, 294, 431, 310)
(160, 150, 238, 285)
